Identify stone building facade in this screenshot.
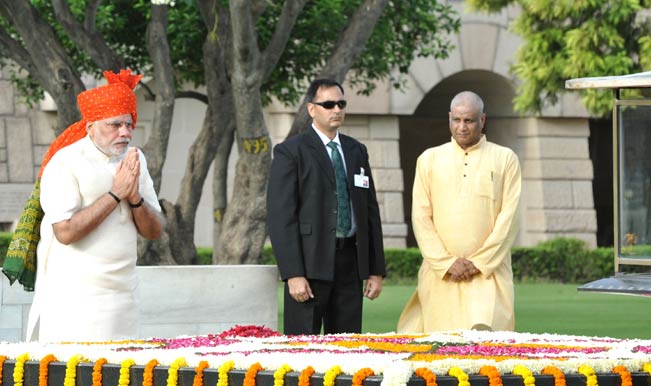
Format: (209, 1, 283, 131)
(0, 1, 599, 250)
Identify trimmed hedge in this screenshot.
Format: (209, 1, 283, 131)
(2, 232, 648, 283)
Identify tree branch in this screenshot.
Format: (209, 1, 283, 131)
(142, 3, 175, 192)
(51, 0, 123, 71)
(84, 0, 101, 32)
(250, 0, 268, 23)
(260, 0, 308, 81)
(176, 90, 209, 104)
(0, 0, 85, 132)
(287, 0, 390, 137)
(229, 0, 260, 79)
(0, 27, 35, 72)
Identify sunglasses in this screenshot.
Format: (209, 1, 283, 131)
(311, 100, 347, 110)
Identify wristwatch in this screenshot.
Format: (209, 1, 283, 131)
(129, 197, 145, 208)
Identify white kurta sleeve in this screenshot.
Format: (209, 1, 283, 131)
(137, 149, 162, 212)
(40, 154, 82, 224)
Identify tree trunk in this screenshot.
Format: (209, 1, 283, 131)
(137, 3, 177, 265)
(212, 128, 235, 263)
(218, 146, 270, 264)
(142, 3, 175, 192)
(216, 0, 271, 264)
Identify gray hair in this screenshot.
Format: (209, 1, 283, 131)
(450, 91, 484, 114)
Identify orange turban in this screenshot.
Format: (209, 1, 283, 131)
(38, 69, 143, 178)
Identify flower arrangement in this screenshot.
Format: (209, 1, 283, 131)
(298, 366, 315, 386)
(38, 354, 57, 386)
(92, 358, 108, 386)
(0, 328, 651, 386)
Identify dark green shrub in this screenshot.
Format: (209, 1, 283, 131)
(261, 246, 276, 265)
(0, 232, 10, 266)
(196, 247, 212, 265)
(383, 248, 422, 279)
(5, 229, 640, 283)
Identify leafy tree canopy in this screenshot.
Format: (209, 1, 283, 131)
(3, 0, 459, 108)
(468, 0, 651, 116)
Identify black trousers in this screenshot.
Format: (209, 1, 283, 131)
(283, 243, 362, 335)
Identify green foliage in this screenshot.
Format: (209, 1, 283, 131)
(512, 238, 611, 283)
(8, 231, 640, 283)
(0, 232, 9, 266)
(383, 248, 423, 279)
(468, 0, 651, 117)
(259, 0, 460, 105)
(202, 237, 629, 283)
(2, 1, 459, 109)
(196, 247, 212, 265)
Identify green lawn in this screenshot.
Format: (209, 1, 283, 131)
(278, 282, 651, 338)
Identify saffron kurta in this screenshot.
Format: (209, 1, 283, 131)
(26, 136, 161, 342)
(397, 135, 521, 332)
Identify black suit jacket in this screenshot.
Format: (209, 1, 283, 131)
(267, 128, 385, 282)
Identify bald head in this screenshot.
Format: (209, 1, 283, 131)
(448, 91, 486, 149)
(450, 91, 484, 115)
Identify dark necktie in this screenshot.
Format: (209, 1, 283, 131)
(327, 141, 351, 237)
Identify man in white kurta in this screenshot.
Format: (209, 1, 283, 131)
(26, 70, 163, 342)
(397, 91, 521, 332)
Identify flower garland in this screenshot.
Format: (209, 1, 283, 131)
(512, 365, 535, 386)
(217, 360, 235, 386)
(541, 366, 566, 386)
(479, 366, 502, 386)
(330, 341, 432, 353)
(273, 364, 293, 386)
(193, 361, 210, 386)
(351, 367, 375, 386)
(63, 354, 83, 386)
(414, 368, 437, 386)
(243, 363, 264, 386)
(38, 354, 57, 386)
(612, 366, 631, 386)
(643, 363, 651, 375)
(119, 359, 136, 386)
(92, 358, 108, 386)
(168, 358, 189, 386)
(578, 365, 598, 386)
(298, 366, 315, 386)
(448, 367, 470, 386)
(13, 353, 30, 386)
(323, 365, 343, 386)
(143, 359, 160, 386)
(0, 355, 7, 386)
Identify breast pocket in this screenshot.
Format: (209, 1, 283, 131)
(475, 170, 501, 200)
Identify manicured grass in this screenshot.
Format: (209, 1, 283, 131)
(278, 282, 651, 338)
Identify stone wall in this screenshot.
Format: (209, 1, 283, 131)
(517, 118, 598, 247)
(0, 69, 56, 227)
(0, 265, 278, 342)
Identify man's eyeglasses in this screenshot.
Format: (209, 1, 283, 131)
(311, 100, 347, 110)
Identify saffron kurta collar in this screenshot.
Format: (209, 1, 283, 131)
(451, 134, 486, 153)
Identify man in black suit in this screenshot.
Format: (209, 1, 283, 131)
(267, 79, 385, 335)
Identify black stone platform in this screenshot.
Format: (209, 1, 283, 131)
(578, 273, 651, 296)
(1, 361, 650, 386)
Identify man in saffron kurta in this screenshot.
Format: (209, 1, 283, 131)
(397, 91, 521, 332)
(25, 70, 164, 342)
